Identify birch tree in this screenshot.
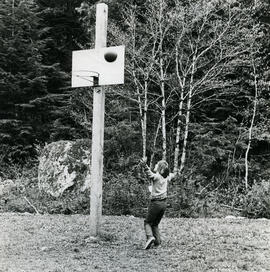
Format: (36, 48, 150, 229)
(144, 0, 176, 160)
(243, 17, 262, 188)
(123, 1, 174, 160)
(123, 4, 160, 158)
(172, 0, 249, 172)
(244, 55, 258, 189)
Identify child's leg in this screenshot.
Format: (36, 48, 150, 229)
(144, 201, 158, 249)
(152, 225, 161, 245)
(144, 221, 153, 239)
(144, 202, 155, 239)
(144, 200, 166, 239)
(151, 200, 167, 245)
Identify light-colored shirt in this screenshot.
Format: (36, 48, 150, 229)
(144, 165, 176, 199)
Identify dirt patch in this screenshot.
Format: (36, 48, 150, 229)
(0, 213, 269, 272)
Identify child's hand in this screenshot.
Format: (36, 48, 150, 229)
(141, 156, 147, 164)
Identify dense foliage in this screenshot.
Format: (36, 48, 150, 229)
(0, 0, 269, 217)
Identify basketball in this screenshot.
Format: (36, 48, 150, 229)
(104, 51, 117, 62)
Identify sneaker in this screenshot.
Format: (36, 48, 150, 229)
(144, 237, 155, 250)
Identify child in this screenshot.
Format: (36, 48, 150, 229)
(141, 157, 178, 249)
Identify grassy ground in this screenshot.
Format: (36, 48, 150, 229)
(0, 213, 269, 272)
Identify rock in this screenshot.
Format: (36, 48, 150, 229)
(40, 246, 48, 252)
(0, 179, 16, 196)
(87, 236, 99, 243)
(38, 139, 91, 197)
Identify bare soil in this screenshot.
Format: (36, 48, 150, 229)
(0, 213, 269, 272)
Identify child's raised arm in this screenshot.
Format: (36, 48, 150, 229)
(141, 157, 158, 181)
(168, 170, 180, 182)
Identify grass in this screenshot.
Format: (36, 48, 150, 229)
(0, 213, 269, 272)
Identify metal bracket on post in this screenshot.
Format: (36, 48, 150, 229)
(93, 76, 99, 87)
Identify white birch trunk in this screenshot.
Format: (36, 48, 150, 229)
(129, 10, 148, 158)
(143, 79, 148, 158)
(179, 86, 192, 173)
(158, 0, 167, 161)
(179, 58, 196, 173)
(160, 56, 167, 160)
(244, 58, 258, 189)
(150, 117, 161, 168)
(173, 47, 185, 172)
(173, 94, 184, 172)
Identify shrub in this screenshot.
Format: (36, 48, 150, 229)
(103, 172, 148, 217)
(0, 163, 39, 213)
(169, 184, 213, 217)
(0, 163, 149, 216)
(242, 180, 270, 219)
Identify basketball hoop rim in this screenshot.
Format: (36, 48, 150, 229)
(72, 70, 100, 85)
(72, 70, 100, 77)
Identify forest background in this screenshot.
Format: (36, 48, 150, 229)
(0, 0, 270, 218)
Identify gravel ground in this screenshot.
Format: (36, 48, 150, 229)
(0, 213, 269, 272)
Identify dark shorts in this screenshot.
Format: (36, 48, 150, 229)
(145, 198, 167, 226)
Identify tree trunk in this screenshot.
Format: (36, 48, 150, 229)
(150, 117, 161, 168)
(244, 58, 258, 189)
(129, 12, 148, 159)
(173, 94, 184, 171)
(156, 0, 167, 161)
(160, 56, 167, 160)
(143, 79, 148, 158)
(174, 46, 185, 172)
(179, 86, 192, 173)
(179, 58, 195, 173)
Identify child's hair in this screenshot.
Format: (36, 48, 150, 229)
(156, 160, 170, 178)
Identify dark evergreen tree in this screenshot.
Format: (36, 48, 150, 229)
(0, 0, 88, 162)
(0, 0, 50, 162)
(31, 0, 93, 143)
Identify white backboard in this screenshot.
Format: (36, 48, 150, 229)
(72, 45, 125, 87)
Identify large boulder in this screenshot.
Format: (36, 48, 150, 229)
(38, 140, 91, 197)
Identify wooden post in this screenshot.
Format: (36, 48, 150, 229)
(89, 3, 108, 236)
